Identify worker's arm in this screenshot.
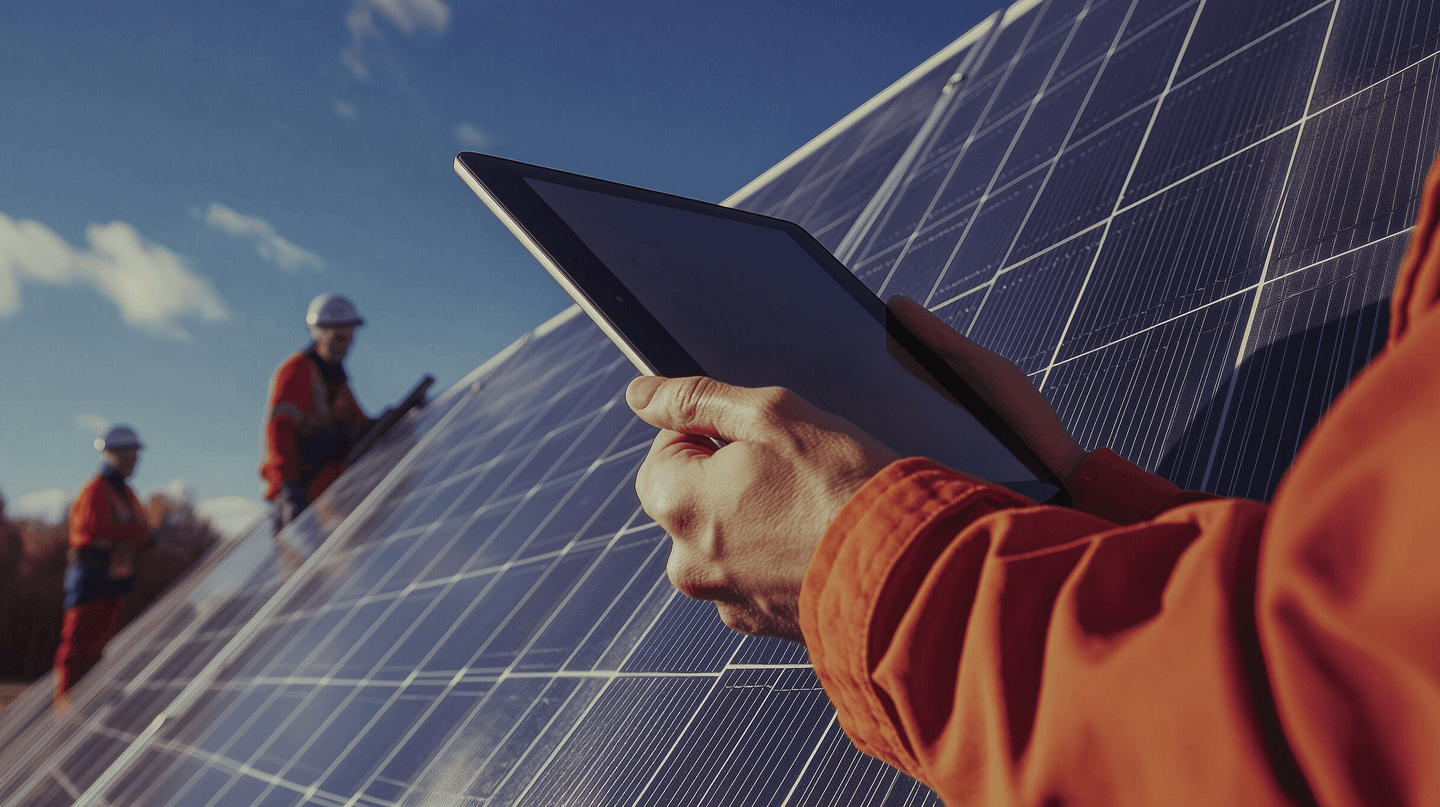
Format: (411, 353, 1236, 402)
(67, 479, 107, 548)
(262, 357, 312, 497)
(803, 459, 1289, 805)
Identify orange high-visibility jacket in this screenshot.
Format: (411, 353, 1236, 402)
(66, 471, 151, 608)
(70, 472, 149, 551)
(801, 157, 1440, 806)
(260, 350, 368, 502)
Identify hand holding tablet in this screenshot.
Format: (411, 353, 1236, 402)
(454, 151, 1064, 501)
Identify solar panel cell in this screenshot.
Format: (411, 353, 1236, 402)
(1313, 0, 1440, 108)
(993, 64, 1099, 189)
(1124, 10, 1327, 202)
(969, 227, 1104, 372)
(1072, 7, 1192, 140)
(1052, 0, 1131, 81)
(1056, 131, 1295, 360)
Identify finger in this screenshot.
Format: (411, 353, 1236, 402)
(887, 294, 983, 369)
(626, 375, 775, 442)
(646, 428, 719, 463)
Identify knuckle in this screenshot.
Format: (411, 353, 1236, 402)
(667, 376, 718, 429)
(639, 480, 690, 534)
(751, 385, 797, 423)
(666, 549, 711, 600)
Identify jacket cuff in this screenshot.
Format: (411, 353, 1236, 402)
(800, 458, 1031, 769)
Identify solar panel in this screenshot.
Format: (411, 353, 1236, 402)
(3, 0, 1437, 803)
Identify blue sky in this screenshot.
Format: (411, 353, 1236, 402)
(0, 0, 1009, 532)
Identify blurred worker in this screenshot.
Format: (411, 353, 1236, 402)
(54, 425, 152, 710)
(261, 293, 373, 532)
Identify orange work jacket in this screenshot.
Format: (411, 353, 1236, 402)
(66, 471, 151, 608)
(260, 350, 369, 502)
(801, 156, 1440, 806)
(70, 471, 149, 551)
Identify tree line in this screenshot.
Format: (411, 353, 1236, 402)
(0, 490, 220, 681)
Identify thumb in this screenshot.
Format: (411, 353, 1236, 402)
(626, 376, 763, 441)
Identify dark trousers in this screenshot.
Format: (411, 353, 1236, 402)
(53, 596, 124, 695)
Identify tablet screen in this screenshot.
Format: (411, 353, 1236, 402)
(524, 177, 1047, 494)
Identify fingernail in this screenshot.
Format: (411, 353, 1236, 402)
(626, 376, 664, 411)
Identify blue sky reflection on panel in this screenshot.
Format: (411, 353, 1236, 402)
(0, 0, 1009, 529)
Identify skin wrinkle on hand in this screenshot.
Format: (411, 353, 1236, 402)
(627, 296, 1090, 644)
(629, 375, 900, 640)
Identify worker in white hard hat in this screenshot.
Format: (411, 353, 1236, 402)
(260, 293, 374, 531)
(53, 424, 153, 711)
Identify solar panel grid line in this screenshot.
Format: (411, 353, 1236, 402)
(844, 39, 1024, 239)
(126, 740, 298, 807)
(330, 683, 501, 807)
(370, 419, 610, 601)
(909, 5, 1134, 304)
(623, 681, 767, 807)
(1266, 64, 1437, 274)
(1120, 1, 1332, 202)
(0, 523, 248, 795)
(931, 0, 1111, 318)
(786, 111, 918, 232)
(868, 8, 1053, 299)
(242, 682, 428, 798)
(723, 13, 1005, 210)
(638, 670, 834, 807)
(360, 678, 541, 804)
(1196, 0, 1347, 489)
(834, 18, 1009, 264)
(772, 712, 842, 807)
(1202, 236, 1401, 498)
(734, 673, 839, 807)
(834, 64, 974, 266)
(505, 676, 708, 806)
(652, 667, 828, 805)
(546, 531, 667, 673)
(60, 371, 486, 807)
(587, 548, 679, 672)
(1036, 0, 1207, 390)
(497, 503, 649, 671)
(0, 533, 283, 807)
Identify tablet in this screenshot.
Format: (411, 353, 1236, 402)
(454, 151, 1062, 500)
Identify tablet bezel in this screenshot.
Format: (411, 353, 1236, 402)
(454, 151, 1061, 489)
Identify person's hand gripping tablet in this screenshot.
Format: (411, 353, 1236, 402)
(627, 295, 1086, 644)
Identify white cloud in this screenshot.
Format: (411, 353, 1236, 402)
(195, 496, 268, 540)
(453, 122, 488, 149)
(333, 99, 358, 119)
(0, 212, 230, 340)
(342, 0, 451, 80)
(198, 202, 325, 272)
(75, 413, 109, 436)
(12, 488, 68, 525)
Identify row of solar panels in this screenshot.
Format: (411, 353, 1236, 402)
(2, 0, 1436, 803)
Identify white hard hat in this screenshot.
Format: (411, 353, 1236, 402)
(96, 425, 143, 452)
(306, 293, 365, 328)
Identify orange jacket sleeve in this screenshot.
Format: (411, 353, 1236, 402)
(261, 353, 314, 499)
(799, 153, 1440, 806)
